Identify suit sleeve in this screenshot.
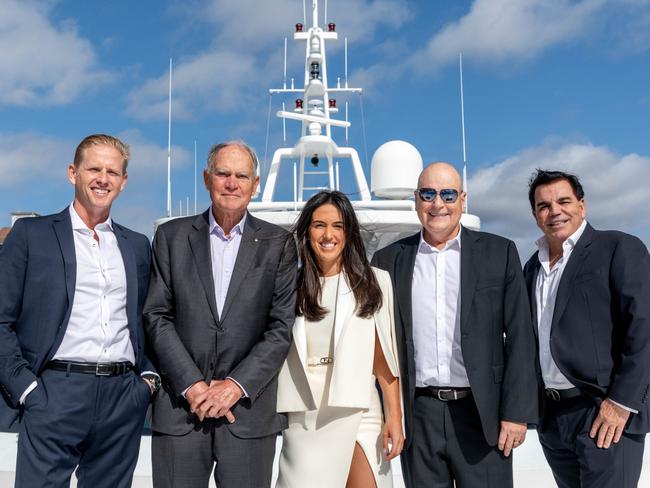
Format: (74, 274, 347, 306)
(500, 240, 539, 423)
(607, 236, 650, 410)
(228, 235, 297, 402)
(0, 220, 38, 407)
(143, 226, 203, 395)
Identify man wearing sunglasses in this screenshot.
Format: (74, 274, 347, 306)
(523, 169, 649, 488)
(372, 162, 537, 488)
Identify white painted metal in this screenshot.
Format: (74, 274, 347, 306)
(166, 58, 172, 218)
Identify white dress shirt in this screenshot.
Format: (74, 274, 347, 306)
(412, 227, 469, 388)
(53, 205, 134, 364)
(535, 220, 586, 390)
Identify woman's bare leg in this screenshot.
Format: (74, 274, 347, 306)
(346, 442, 378, 488)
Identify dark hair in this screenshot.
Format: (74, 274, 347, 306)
(528, 169, 584, 210)
(294, 191, 382, 321)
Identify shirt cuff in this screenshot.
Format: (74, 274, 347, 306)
(609, 398, 638, 414)
(19, 381, 38, 405)
(226, 377, 248, 398)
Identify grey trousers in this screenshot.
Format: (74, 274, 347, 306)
(152, 422, 277, 488)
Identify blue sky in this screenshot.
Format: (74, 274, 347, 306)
(1, 0, 650, 256)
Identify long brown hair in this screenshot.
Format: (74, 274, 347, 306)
(294, 191, 382, 321)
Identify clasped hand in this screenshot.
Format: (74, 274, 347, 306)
(186, 379, 243, 423)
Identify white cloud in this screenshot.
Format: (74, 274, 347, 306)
(466, 139, 650, 256)
(0, 0, 113, 106)
(410, 0, 606, 71)
(0, 132, 73, 185)
(126, 0, 410, 120)
(118, 129, 192, 173)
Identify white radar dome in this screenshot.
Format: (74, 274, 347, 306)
(371, 140, 423, 199)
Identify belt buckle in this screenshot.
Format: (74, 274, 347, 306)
(546, 388, 561, 401)
(319, 357, 333, 365)
(95, 363, 112, 376)
(437, 388, 454, 401)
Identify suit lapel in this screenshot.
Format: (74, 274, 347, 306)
(333, 274, 355, 352)
(395, 233, 418, 342)
(113, 223, 139, 347)
(460, 227, 481, 334)
(293, 315, 307, 367)
(52, 209, 76, 312)
(526, 254, 541, 338)
(220, 212, 260, 322)
(188, 211, 220, 324)
(551, 223, 593, 331)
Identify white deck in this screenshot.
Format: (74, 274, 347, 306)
(0, 432, 647, 487)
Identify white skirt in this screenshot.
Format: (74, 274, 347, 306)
(276, 363, 393, 488)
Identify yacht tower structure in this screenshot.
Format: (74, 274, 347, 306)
(248, 0, 479, 253)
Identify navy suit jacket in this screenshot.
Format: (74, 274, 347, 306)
(372, 227, 538, 447)
(0, 208, 152, 429)
(524, 223, 650, 434)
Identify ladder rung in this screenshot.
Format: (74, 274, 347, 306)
(303, 186, 329, 190)
(303, 171, 329, 175)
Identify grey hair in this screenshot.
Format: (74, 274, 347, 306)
(206, 140, 259, 174)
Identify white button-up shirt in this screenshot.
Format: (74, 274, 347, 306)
(53, 204, 134, 364)
(412, 227, 469, 388)
(535, 219, 586, 389)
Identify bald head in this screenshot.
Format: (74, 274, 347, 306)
(417, 162, 462, 190)
(415, 161, 466, 249)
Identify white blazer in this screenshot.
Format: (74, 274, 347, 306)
(277, 267, 400, 412)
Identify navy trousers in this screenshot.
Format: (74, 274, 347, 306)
(15, 368, 150, 488)
(539, 395, 645, 488)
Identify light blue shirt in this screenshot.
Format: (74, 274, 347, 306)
(209, 210, 246, 317)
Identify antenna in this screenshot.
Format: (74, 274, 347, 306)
(194, 140, 197, 215)
(344, 37, 349, 88)
(166, 58, 173, 218)
(459, 53, 469, 213)
(283, 37, 288, 89)
(324, 0, 328, 25)
(303, 0, 306, 25)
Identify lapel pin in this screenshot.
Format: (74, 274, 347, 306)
(254, 238, 259, 242)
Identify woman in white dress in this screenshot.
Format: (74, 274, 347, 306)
(276, 191, 404, 488)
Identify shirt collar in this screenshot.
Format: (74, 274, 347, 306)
(69, 203, 113, 232)
(208, 209, 246, 239)
(536, 219, 587, 266)
(418, 225, 462, 253)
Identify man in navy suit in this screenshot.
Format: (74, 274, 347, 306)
(524, 169, 650, 488)
(0, 134, 158, 488)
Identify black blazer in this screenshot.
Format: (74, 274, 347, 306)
(0, 208, 152, 429)
(523, 223, 650, 434)
(372, 227, 538, 447)
(143, 211, 297, 438)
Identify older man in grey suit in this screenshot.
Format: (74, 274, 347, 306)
(144, 141, 297, 488)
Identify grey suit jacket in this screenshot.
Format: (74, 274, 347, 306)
(144, 210, 297, 437)
(372, 227, 538, 447)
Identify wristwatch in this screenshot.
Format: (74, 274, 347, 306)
(142, 373, 161, 394)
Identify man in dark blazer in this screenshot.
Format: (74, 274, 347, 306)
(0, 134, 156, 488)
(144, 140, 297, 488)
(372, 162, 538, 488)
(523, 169, 650, 488)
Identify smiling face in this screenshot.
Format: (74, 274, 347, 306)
(308, 203, 346, 276)
(204, 144, 259, 224)
(533, 178, 586, 250)
(67, 144, 128, 228)
(415, 162, 466, 249)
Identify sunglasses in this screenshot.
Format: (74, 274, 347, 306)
(415, 188, 460, 203)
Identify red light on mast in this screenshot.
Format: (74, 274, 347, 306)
(328, 23, 336, 32)
(328, 99, 337, 108)
(296, 99, 304, 109)
(296, 23, 304, 32)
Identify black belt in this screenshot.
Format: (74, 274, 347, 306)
(46, 360, 134, 376)
(416, 387, 471, 401)
(545, 387, 583, 402)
